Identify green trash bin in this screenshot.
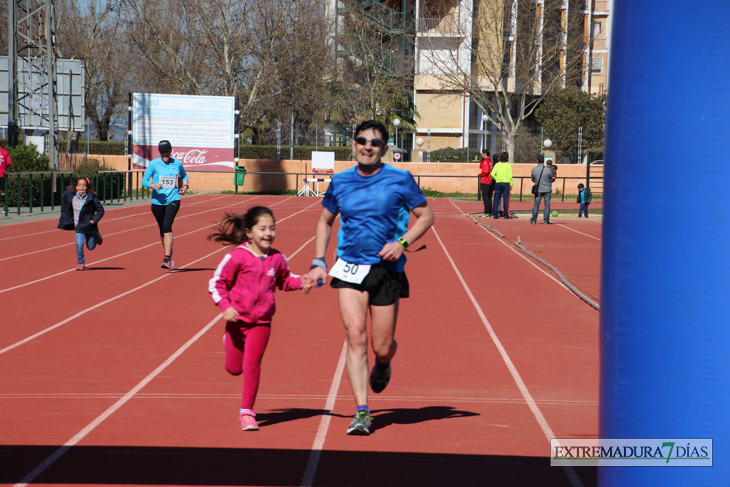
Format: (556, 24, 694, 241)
(235, 166, 246, 186)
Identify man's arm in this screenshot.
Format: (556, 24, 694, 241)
(307, 207, 338, 283)
(379, 201, 435, 262)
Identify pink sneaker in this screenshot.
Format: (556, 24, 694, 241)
(240, 411, 259, 431)
(76, 264, 85, 271)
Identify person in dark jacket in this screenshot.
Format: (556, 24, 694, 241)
(58, 176, 105, 270)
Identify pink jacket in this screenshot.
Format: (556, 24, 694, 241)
(208, 243, 302, 324)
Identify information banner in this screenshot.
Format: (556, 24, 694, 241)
(132, 93, 236, 171)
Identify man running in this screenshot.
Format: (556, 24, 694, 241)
(306, 120, 435, 435)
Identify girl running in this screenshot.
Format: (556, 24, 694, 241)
(58, 176, 105, 271)
(208, 207, 313, 431)
(141, 140, 189, 269)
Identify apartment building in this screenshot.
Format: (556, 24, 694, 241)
(331, 0, 611, 161)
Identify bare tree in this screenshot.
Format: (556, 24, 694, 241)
(123, 0, 332, 138)
(329, 0, 416, 131)
(419, 0, 587, 156)
(57, 0, 134, 141)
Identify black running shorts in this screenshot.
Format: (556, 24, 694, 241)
(330, 263, 409, 306)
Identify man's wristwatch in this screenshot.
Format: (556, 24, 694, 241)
(397, 237, 409, 250)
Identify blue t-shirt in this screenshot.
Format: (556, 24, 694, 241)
(141, 158, 189, 206)
(322, 164, 427, 272)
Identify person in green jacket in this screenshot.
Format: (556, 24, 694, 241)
(491, 152, 513, 219)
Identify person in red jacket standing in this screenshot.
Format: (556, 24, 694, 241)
(478, 149, 493, 217)
(0, 146, 12, 195)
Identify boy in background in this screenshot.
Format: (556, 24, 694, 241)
(577, 183, 592, 218)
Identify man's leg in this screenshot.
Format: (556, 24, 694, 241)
(337, 287, 371, 407)
(486, 184, 494, 215)
(531, 194, 541, 223)
(370, 300, 398, 362)
(543, 193, 552, 222)
(481, 183, 490, 214)
(493, 184, 503, 216)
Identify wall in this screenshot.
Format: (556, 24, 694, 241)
(60, 154, 603, 196)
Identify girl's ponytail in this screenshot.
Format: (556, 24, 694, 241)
(208, 207, 274, 246)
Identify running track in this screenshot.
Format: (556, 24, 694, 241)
(0, 195, 600, 486)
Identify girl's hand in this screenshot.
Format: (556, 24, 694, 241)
(179, 185, 188, 195)
(90, 220, 95, 224)
(151, 183, 163, 190)
(222, 307, 239, 322)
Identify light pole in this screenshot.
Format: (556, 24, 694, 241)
(393, 118, 400, 150)
(481, 114, 488, 152)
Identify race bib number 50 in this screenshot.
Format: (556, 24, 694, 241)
(329, 258, 371, 284)
(159, 176, 176, 188)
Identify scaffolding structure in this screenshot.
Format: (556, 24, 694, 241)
(6, 0, 59, 168)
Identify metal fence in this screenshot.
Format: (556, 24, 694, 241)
(2, 170, 604, 217)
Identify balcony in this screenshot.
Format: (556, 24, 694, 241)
(416, 15, 458, 36)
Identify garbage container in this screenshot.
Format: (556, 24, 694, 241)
(235, 166, 246, 186)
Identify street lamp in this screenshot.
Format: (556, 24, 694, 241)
(481, 114, 488, 151)
(393, 118, 401, 150)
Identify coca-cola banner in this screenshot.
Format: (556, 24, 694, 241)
(132, 93, 236, 172)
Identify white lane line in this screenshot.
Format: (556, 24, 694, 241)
(11, 201, 319, 486)
(300, 340, 347, 487)
(12, 313, 223, 487)
(432, 226, 584, 487)
(1, 392, 597, 406)
(558, 223, 602, 242)
(0, 196, 257, 262)
(0, 197, 268, 289)
(448, 199, 580, 292)
(0, 200, 320, 353)
(0, 247, 226, 355)
(0, 193, 210, 232)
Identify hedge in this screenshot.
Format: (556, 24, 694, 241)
(55, 141, 353, 161)
(429, 147, 481, 163)
(4, 144, 55, 207)
(3, 145, 126, 206)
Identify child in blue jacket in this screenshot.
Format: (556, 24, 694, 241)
(58, 176, 105, 270)
(577, 183, 592, 218)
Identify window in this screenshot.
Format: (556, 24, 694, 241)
(591, 57, 604, 75)
(592, 22, 602, 36)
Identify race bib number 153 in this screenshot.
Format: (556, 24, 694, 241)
(159, 176, 176, 188)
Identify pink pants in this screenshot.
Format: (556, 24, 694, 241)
(225, 322, 271, 410)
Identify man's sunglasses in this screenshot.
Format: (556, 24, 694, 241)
(354, 137, 386, 148)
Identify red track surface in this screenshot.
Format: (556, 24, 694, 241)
(0, 195, 599, 487)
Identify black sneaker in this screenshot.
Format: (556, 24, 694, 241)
(346, 411, 372, 435)
(369, 362, 391, 394)
(544, 221, 555, 225)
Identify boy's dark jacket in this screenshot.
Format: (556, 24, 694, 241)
(58, 190, 105, 233)
(577, 188, 593, 203)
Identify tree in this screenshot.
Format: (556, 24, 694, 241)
(57, 0, 134, 141)
(419, 0, 587, 157)
(328, 0, 417, 132)
(535, 88, 606, 162)
(122, 0, 332, 138)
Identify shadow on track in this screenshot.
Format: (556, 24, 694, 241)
(2, 444, 597, 486)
